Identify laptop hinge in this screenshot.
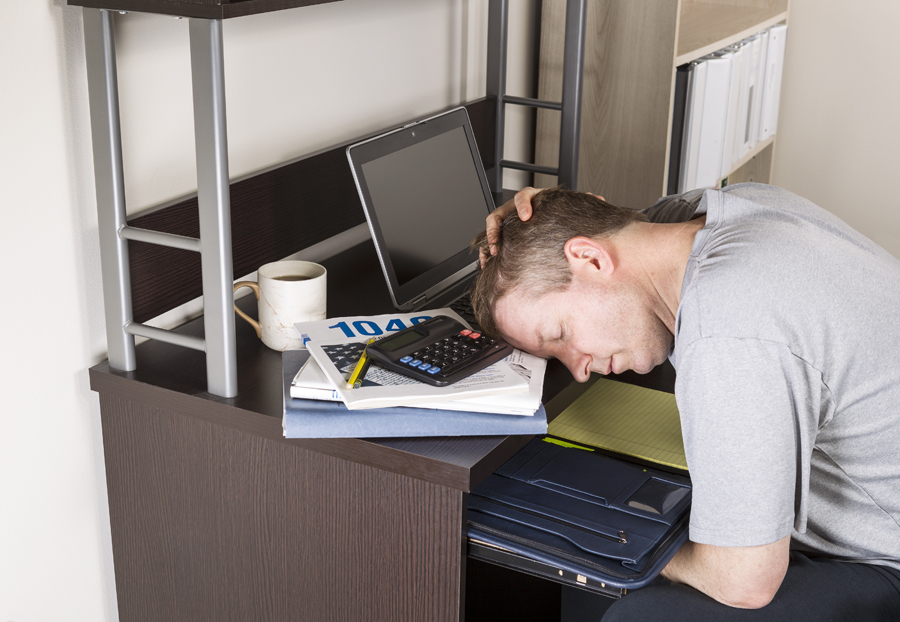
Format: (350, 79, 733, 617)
(410, 294, 428, 309)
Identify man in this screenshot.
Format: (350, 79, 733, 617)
(472, 184, 900, 620)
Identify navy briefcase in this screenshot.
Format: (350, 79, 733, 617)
(467, 437, 691, 596)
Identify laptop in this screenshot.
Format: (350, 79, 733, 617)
(346, 107, 495, 318)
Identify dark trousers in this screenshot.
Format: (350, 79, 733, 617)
(601, 552, 900, 622)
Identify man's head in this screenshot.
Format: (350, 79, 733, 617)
(471, 187, 676, 380)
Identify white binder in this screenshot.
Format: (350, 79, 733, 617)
(678, 59, 707, 193)
(694, 53, 733, 190)
(759, 24, 788, 141)
(720, 44, 746, 180)
(738, 32, 768, 158)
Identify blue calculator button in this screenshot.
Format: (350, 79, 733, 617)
(427, 367, 441, 375)
(410, 359, 422, 366)
(418, 363, 431, 370)
(400, 356, 413, 363)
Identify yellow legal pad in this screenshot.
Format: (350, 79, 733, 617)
(548, 378, 688, 471)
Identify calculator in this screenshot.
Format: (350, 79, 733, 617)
(366, 315, 514, 386)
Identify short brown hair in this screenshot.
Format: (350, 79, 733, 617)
(470, 187, 647, 336)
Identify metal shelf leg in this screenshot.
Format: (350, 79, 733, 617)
(558, 0, 588, 190)
(486, 0, 509, 197)
(190, 18, 238, 398)
(486, 0, 587, 194)
(84, 8, 136, 372)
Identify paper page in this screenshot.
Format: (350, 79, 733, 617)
(418, 350, 546, 415)
(307, 336, 527, 411)
(291, 358, 341, 401)
(548, 378, 687, 470)
(294, 308, 467, 347)
(292, 355, 334, 391)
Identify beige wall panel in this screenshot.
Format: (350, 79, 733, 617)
(536, 0, 679, 209)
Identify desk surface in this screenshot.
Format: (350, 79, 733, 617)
(90, 239, 675, 493)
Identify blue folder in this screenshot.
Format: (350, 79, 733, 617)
(282, 350, 548, 438)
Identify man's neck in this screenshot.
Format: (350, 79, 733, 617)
(619, 215, 707, 333)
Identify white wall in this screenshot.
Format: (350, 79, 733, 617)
(772, 0, 900, 258)
(0, 1, 536, 620)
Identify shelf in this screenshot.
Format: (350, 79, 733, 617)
(721, 136, 775, 186)
(67, 0, 342, 19)
(676, 2, 788, 66)
(725, 134, 775, 180)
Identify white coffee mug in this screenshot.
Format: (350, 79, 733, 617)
(233, 260, 327, 351)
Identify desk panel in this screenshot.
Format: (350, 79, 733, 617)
(101, 392, 465, 621)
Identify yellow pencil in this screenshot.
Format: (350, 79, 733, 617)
(346, 338, 376, 389)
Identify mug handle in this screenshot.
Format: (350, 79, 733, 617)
(233, 281, 262, 338)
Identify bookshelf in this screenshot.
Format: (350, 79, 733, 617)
(72, 0, 588, 398)
(535, 0, 789, 209)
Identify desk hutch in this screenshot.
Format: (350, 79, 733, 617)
(73, 0, 595, 619)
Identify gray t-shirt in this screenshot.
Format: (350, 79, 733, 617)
(646, 183, 900, 569)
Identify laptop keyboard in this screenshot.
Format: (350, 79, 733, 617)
(450, 293, 479, 329)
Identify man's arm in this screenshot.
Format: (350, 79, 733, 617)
(662, 535, 791, 609)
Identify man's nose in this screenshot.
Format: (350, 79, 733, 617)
(563, 353, 591, 383)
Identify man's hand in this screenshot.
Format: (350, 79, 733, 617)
(479, 187, 607, 267)
(480, 187, 541, 266)
(662, 536, 791, 609)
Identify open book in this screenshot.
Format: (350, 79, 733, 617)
(293, 348, 545, 416)
(306, 335, 529, 411)
(295, 308, 543, 413)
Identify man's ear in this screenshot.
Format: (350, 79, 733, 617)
(564, 236, 616, 278)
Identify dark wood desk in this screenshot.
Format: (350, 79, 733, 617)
(91, 239, 597, 621)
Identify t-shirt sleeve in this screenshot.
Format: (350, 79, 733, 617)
(675, 337, 820, 547)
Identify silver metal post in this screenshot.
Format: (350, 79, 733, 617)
(190, 18, 238, 398)
(125, 322, 206, 352)
(120, 226, 202, 252)
(503, 95, 562, 111)
(83, 9, 136, 372)
(558, 0, 588, 190)
(486, 0, 509, 196)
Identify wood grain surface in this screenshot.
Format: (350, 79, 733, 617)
(101, 392, 465, 621)
(535, 0, 679, 209)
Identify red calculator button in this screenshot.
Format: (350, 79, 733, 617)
(469, 332, 481, 339)
(459, 329, 472, 336)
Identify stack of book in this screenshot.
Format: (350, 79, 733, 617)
(282, 309, 548, 438)
(669, 23, 788, 194)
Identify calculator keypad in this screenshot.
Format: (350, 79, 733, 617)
(408, 330, 499, 378)
(366, 315, 513, 386)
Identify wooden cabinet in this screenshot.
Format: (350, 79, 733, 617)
(535, 0, 789, 209)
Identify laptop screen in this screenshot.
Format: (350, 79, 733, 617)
(348, 108, 495, 310)
(360, 125, 490, 286)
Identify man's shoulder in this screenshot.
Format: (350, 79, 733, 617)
(643, 183, 794, 224)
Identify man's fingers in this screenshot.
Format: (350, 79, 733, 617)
(513, 187, 539, 221)
(480, 187, 543, 266)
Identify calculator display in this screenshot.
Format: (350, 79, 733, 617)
(379, 329, 425, 352)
